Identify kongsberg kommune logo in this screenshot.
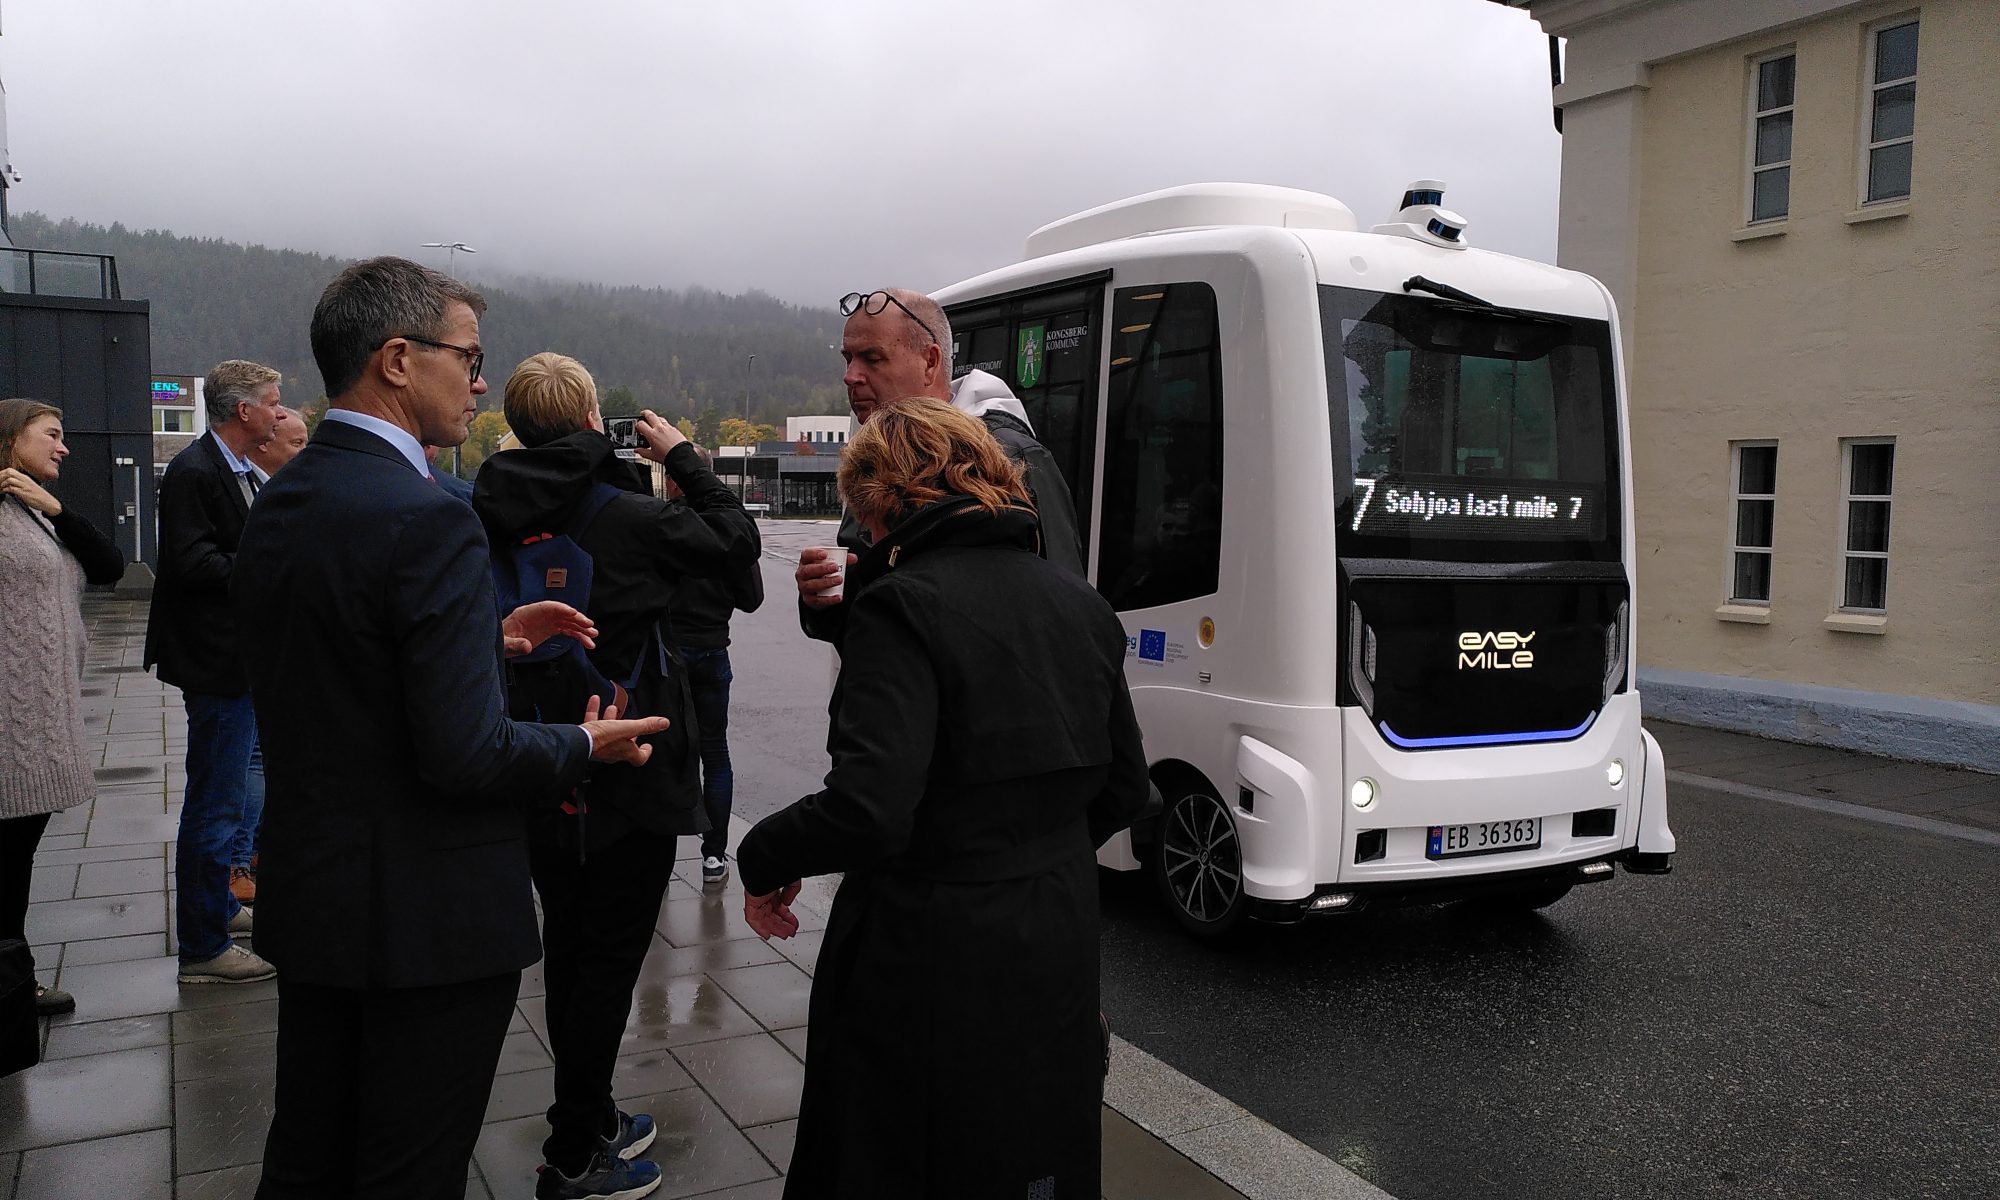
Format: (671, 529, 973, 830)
(1016, 323, 1045, 390)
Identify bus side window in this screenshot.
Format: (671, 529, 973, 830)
(1098, 283, 1224, 612)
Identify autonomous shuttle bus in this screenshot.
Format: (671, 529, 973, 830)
(934, 182, 1675, 938)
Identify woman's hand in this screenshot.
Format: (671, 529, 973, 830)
(0, 467, 61, 517)
(501, 600, 597, 658)
(744, 881, 802, 940)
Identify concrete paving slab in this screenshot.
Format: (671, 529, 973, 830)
(1103, 1107, 1248, 1200)
(772, 1026, 807, 1064)
(672, 1033, 805, 1128)
(33, 842, 164, 868)
(41, 1013, 171, 1062)
(171, 1030, 276, 1084)
(25, 892, 166, 944)
(0, 1045, 171, 1152)
(610, 1049, 697, 1101)
(172, 1073, 275, 1174)
(53, 956, 275, 1023)
(170, 997, 280, 1043)
(173, 1164, 260, 1200)
(75, 855, 166, 899)
(605, 973, 764, 1055)
(83, 814, 181, 847)
(15, 1126, 172, 1200)
(643, 933, 786, 980)
(743, 1118, 795, 1174)
(708, 962, 812, 1030)
(495, 1028, 553, 1076)
(28, 865, 76, 904)
(62, 932, 170, 966)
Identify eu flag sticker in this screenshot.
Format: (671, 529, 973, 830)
(1138, 629, 1167, 662)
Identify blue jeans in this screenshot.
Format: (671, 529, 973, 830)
(177, 691, 254, 963)
(681, 648, 734, 859)
(229, 730, 264, 869)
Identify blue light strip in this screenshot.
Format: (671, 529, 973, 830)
(1378, 715, 1596, 750)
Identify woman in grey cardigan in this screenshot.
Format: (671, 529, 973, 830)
(0, 399, 125, 1015)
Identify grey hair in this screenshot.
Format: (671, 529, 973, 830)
(887, 288, 954, 373)
(204, 360, 282, 426)
(310, 256, 486, 400)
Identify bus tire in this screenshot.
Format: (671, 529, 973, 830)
(1150, 788, 1248, 940)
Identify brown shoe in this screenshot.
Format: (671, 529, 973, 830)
(229, 866, 257, 904)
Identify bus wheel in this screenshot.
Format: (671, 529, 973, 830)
(1152, 790, 1247, 939)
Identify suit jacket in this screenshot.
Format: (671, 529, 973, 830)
(145, 432, 253, 695)
(231, 418, 592, 988)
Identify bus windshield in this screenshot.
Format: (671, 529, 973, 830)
(1321, 285, 1621, 563)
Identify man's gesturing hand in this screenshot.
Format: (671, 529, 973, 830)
(580, 694, 670, 765)
(501, 600, 598, 658)
(744, 881, 802, 941)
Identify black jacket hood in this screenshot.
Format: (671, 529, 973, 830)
(472, 431, 644, 541)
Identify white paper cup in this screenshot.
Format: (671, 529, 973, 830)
(814, 547, 848, 600)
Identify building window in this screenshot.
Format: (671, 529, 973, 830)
(1863, 17, 1918, 204)
(1729, 442, 1777, 603)
(1839, 439, 1894, 611)
(1748, 52, 1795, 223)
(1098, 283, 1224, 611)
(154, 407, 194, 433)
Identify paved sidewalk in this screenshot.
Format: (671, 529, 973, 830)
(1, 597, 1252, 1200)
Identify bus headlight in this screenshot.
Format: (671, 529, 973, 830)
(1607, 759, 1626, 788)
(1350, 778, 1379, 811)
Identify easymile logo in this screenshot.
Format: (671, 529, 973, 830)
(1457, 630, 1536, 670)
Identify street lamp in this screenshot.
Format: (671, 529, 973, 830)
(740, 354, 756, 500)
(420, 241, 477, 275)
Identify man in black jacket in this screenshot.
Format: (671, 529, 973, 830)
(145, 357, 286, 985)
(473, 351, 759, 1199)
(235, 259, 668, 1200)
(794, 287, 1084, 647)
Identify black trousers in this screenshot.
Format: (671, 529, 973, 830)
(1, 814, 53, 946)
(528, 821, 677, 1173)
(255, 971, 520, 1200)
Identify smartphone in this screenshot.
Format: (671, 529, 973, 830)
(605, 417, 640, 449)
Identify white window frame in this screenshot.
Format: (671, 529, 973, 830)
(1859, 14, 1919, 207)
(1837, 437, 1894, 613)
(1745, 50, 1796, 225)
(153, 405, 196, 434)
(1727, 441, 1778, 605)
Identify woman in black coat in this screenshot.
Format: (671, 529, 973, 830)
(738, 398, 1152, 1199)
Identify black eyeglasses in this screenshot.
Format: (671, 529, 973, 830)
(384, 334, 484, 384)
(838, 291, 939, 347)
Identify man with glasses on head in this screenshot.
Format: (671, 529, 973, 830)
(235, 256, 672, 1200)
(795, 287, 1084, 645)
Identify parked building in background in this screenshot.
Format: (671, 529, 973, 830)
(1529, 0, 1999, 768)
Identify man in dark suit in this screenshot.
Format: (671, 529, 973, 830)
(146, 358, 286, 985)
(234, 256, 670, 1200)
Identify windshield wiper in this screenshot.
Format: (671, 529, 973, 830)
(1402, 275, 1495, 307)
(1401, 274, 1570, 328)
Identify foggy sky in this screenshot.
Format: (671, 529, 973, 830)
(3, 0, 1559, 305)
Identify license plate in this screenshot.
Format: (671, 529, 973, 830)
(1427, 818, 1542, 860)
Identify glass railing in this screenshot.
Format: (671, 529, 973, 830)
(0, 247, 123, 299)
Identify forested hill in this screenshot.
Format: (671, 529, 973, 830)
(13, 212, 850, 424)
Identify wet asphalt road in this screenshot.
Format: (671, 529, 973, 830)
(728, 521, 2000, 1200)
(1097, 785, 2000, 1200)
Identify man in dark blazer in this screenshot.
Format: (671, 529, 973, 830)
(145, 358, 286, 985)
(234, 256, 669, 1200)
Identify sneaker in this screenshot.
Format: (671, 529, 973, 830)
(605, 1110, 656, 1160)
(701, 855, 729, 885)
(178, 944, 277, 985)
(229, 866, 257, 904)
(534, 1152, 661, 1200)
(228, 906, 254, 939)
(34, 983, 75, 1016)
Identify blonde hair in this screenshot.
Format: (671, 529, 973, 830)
(838, 398, 1029, 531)
(503, 353, 600, 448)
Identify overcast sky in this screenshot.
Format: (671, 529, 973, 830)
(3, 0, 1558, 306)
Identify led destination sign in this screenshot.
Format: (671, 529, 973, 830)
(1350, 475, 1604, 541)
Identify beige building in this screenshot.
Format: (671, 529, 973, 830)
(1525, 0, 1999, 768)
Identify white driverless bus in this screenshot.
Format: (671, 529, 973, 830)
(934, 182, 1675, 938)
